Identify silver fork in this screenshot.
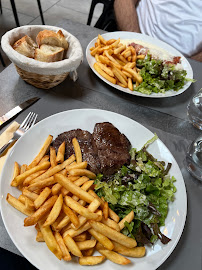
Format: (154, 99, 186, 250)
(0, 112, 38, 156)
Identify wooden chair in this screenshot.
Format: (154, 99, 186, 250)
(0, 0, 45, 26)
(87, 0, 117, 31)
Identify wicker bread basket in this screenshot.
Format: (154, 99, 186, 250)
(1, 25, 83, 89)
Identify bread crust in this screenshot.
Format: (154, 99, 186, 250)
(36, 30, 68, 50)
(34, 44, 64, 62)
(13, 35, 37, 58)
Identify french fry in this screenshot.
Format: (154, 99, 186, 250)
(38, 220, 62, 260)
(55, 174, 95, 203)
(105, 51, 120, 66)
(111, 38, 120, 48)
(12, 162, 20, 180)
(96, 62, 114, 77)
(112, 241, 146, 258)
(22, 189, 38, 201)
(63, 222, 91, 238)
(50, 147, 57, 167)
(62, 203, 80, 228)
(117, 82, 127, 88)
(34, 187, 52, 209)
(118, 210, 134, 230)
(88, 228, 114, 250)
(103, 201, 109, 220)
(51, 183, 62, 195)
(71, 180, 94, 202)
(112, 67, 128, 87)
(71, 137, 82, 164)
(64, 196, 99, 220)
(43, 194, 63, 227)
(55, 232, 71, 261)
(24, 196, 35, 211)
(24, 195, 58, 226)
(122, 67, 143, 83)
(73, 232, 87, 242)
(114, 45, 126, 55)
(88, 190, 120, 222)
(38, 155, 49, 165)
(106, 39, 116, 45)
(98, 249, 131, 265)
(90, 47, 100, 56)
(56, 142, 65, 164)
(93, 63, 116, 84)
(11, 161, 51, 187)
(6, 193, 34, 216)
(79, 256, 105, 265)
(66, 161, 87, 171)
(76, 240, 96, 250)
(82, 248, 94, 257)
(124, 62, 136, 69)
(69, 169, 96, 179)
(27, 135, 53, 169)
(20, 164, 27, 174)
(122, 70, 132, 78)
(101, 218, 120, 231)
(30, 155, 75, 184)
(27, 176, 56, 192)
(137, 54, 145, 59)
(90, 221, 137, 248)
(71, 197, 100, 230)
(128, 77, 133, 91)
(36, 231, 44, 242)
(95, 54, 101, 62)
(51, 212, 66, 231)
(90, 46, 95, 51)
(56, 215, 71, 231)
(63, 235, 83, 257)
(98, 34, 106, 45)
(23, 170, 46, 186)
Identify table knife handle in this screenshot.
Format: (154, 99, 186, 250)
(0, 138, 15, 156)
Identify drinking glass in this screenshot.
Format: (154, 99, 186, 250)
(187, 88, 202, 130)
(185, 135, 202, 181)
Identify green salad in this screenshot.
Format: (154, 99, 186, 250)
(95, 134, 177, 246)
(134, 54, 190, 95)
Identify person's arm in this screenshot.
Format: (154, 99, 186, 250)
(191, 51, 202, 62)
(114, 0, 141, 32)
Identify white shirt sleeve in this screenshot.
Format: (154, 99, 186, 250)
(136, 0, 202, 57)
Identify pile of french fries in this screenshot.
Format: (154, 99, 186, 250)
(6, 134, 145, 265)
(90, 34, 145, 91)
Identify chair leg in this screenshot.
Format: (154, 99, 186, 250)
(10, 0, 20, 27)
(37, 0, 45, 25)
(87, 0, 97, 25)
(0, 51, 6, 67)
(0, 0, 2, 14)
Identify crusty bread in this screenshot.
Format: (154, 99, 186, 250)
(34, 44, 64, 62)
(36, 30, 68, 50)
(13, 35, 37, 58)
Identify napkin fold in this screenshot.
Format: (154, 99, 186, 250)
(0, 122, 20, 174)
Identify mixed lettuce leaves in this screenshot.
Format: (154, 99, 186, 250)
(134, 54, 191, 95)
(95, 134, 177, 246)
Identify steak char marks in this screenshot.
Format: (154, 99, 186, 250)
(92, 122, 131, 175)
(52, 123, 131, 176)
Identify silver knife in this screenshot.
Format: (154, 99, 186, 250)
(0, 97, 40, 127)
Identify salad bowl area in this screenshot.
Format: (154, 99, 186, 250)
(0, 19, 201, 270)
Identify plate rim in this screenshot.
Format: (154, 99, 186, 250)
(0, 108, 187, 270)
(86, 31, 193, 98)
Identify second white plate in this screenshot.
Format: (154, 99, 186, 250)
(86, 32, 193, 98)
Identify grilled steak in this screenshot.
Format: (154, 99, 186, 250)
(52, 129, 101, 174)
(92, 122, 131, 175)
(52, 122, 131, 176)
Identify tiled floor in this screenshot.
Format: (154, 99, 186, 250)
(0, 0, 103, 72)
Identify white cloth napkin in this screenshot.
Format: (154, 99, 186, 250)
(0, 122, 19, 174)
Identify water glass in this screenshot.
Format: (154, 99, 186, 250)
(187, 88, 202, 130)
(185, 135, 202, 181)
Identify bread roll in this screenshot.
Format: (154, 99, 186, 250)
(34, 44, 64, 62)
(36, 30, 68, 50)
(13, 35, 37, 58)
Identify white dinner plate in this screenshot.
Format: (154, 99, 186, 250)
(0, 109, 187, 270)
(86, 32, 193, 98)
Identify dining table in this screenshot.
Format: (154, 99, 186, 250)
(0, 19, 202, 270)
